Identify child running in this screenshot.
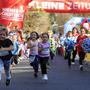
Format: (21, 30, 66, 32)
(27, 31, 39, 78)
(0, 28, 13, 86)
(76, 27, 88, 71)
(38, 33, 50, 81)
(64, 31, 75, 68)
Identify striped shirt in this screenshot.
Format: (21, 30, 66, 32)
(38, 41, 50, 57)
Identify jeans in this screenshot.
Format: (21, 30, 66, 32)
(67, 52, 72, 67)
(72, 47, 77, 62)
(30, 55, 39, 73)
(0, 59, 11, 80)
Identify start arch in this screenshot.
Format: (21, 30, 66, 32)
(0, 0, 90, 30)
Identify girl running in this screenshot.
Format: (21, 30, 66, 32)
(64, 31, 75, 68)
(76, 27, 88, 71)
(72, 27, 79, 64)
(38, 33, 50, 80)
(27, 31, 39, 78)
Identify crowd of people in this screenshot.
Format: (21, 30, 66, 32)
(0, 24, 59, 86)
(59, 26, 90, 71)
(0, 23, 90, 87)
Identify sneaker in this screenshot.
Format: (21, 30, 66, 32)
(80, 66, 83, 71)
(80, 65, 83, 71)
(6, 79, 10, 86)
(42, 74, 48, 80)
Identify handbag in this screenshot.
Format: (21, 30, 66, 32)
(29, 55, 35, 63)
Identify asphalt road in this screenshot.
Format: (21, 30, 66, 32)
(0, 55, 90, 90)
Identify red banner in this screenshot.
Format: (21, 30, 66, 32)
(28, 0, 90, 13)
(0, 0, 31, 30)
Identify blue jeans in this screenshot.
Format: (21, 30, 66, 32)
(29, 55, 39, 73)
(0, 59, 11, 80)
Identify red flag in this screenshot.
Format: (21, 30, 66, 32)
(0, 0, 31, 30)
